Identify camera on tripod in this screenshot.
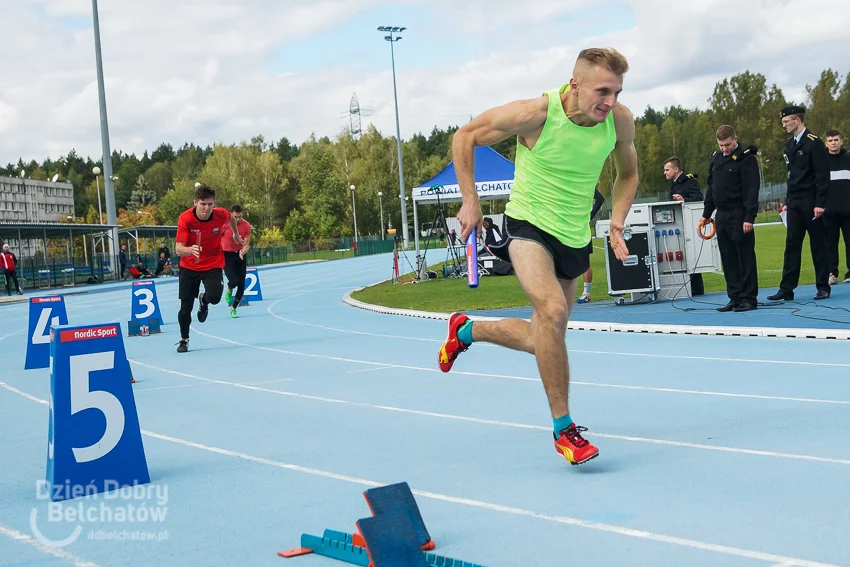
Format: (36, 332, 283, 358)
(414, 183, 464, 282)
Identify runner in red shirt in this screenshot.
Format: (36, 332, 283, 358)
(174, 183, 242, 353)
(220, 204, 252, 318)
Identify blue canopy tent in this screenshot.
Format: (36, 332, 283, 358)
(410, 146, 515, 266)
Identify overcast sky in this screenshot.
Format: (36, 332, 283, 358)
(1, 0, 848, 165)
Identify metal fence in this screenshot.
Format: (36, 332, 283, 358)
(4, 236, 396, 292)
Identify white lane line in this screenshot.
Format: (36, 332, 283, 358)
(190, 329, 850, 406)
(267, 300, 850, 369)
(133, 382, 224, 393)
(0, 380, 840, 567)
(0, 329, 24, 341)
(0, 523, 101, 567)
(571, 349, 850, 370)
(346, 365, 395, 374)
(132, 377, 294, 393)
(0, 380, 48, 405)
(572, 382, 850, 406)
(122, 364, 850, 466)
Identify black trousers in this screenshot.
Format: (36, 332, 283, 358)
(4, 269, 20, 294)
(716, 209, 758, 305)
(779, 200, 831, 294)
(824, 212, 850, 280)
(223, 251, 247, 307)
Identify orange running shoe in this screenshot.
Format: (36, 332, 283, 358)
(554, 424, 599, 465)
(438, 313, 471, 372)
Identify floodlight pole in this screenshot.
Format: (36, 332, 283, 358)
(92, 0, 119, 277)
(378, 26, 410, 250)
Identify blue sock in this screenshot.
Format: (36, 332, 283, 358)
(553, 414, 573, 435)
(456, 320, 474, 345)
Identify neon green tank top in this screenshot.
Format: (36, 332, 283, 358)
(505, 84, 617, 248)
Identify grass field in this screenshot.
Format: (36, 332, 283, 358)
(351, 224, 846, 312)
(287, 249, 353, 262)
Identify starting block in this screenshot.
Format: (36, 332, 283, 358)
(128, 317, 161, 337)
(279, 482, 487, 567)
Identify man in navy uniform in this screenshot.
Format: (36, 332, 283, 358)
(664, 157, 705, 296)
(701, 126, 760, 311)
(768, 105, 831, 301)
(664, 157, 704, 203)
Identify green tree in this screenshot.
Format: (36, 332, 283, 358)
(198, 141, 285, 228)
(144, 162, 173, 201)
(275, 136, 299, 162)
(634, 123, 664, 195)
(289, 135, 348, 238)
(116, 160, 141, 209)
(85, 205, 101, 224)
(805, 69, 843, 137)
(151, 143, 175, 164)
(172, 146, 204, 180)
(158, 179, 195, 225)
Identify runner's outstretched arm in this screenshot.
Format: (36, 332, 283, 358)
(451, 97, 549, 241)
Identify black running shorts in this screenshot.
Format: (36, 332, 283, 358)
(178, 267, 223, 300)
(488, 216, 592, 281)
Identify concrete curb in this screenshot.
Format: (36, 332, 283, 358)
(342, 282, 850, 341)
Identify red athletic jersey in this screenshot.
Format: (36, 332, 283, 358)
(220, 219, 252, 252)
(176, 207, 232, 271)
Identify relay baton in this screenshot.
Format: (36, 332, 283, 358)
(194, 232, 201, 264)
(466, 228, 479, 288)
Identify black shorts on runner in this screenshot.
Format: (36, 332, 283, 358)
(488, 216, 591, 281)
(178, 267, 224, 300)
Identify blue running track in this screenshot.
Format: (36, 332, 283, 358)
(1, 254, 849, 567)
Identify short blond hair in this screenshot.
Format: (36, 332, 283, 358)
(576, 48, 629, 76)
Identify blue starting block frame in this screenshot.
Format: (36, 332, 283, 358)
(127, 317, 162, 337)
(279, 482, 487, 567)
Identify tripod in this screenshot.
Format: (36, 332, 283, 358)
(392, 234, 418, 284)
(416, 185, 463, 281)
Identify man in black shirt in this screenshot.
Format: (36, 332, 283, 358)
(768, 106, 831, 301)
(663, 157, 705, 296)
(702, 125, 761, 312)
(576, 188, 605, 303)
(824, 130, 850, 284)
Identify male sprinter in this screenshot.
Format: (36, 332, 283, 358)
(221, 204, 252, 318)
(174, 183, 242, 353)
(438, 48, 639, 465)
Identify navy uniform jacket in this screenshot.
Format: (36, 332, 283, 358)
(703, 144, 760, 223)
(785, 129, 830, 209)
(669, 172, 704, 202)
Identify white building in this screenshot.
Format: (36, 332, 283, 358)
(0, 175, 76, 223)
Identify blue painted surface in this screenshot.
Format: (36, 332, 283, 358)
(473, 284, 850, 330)
(1, 253, 849, 567)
